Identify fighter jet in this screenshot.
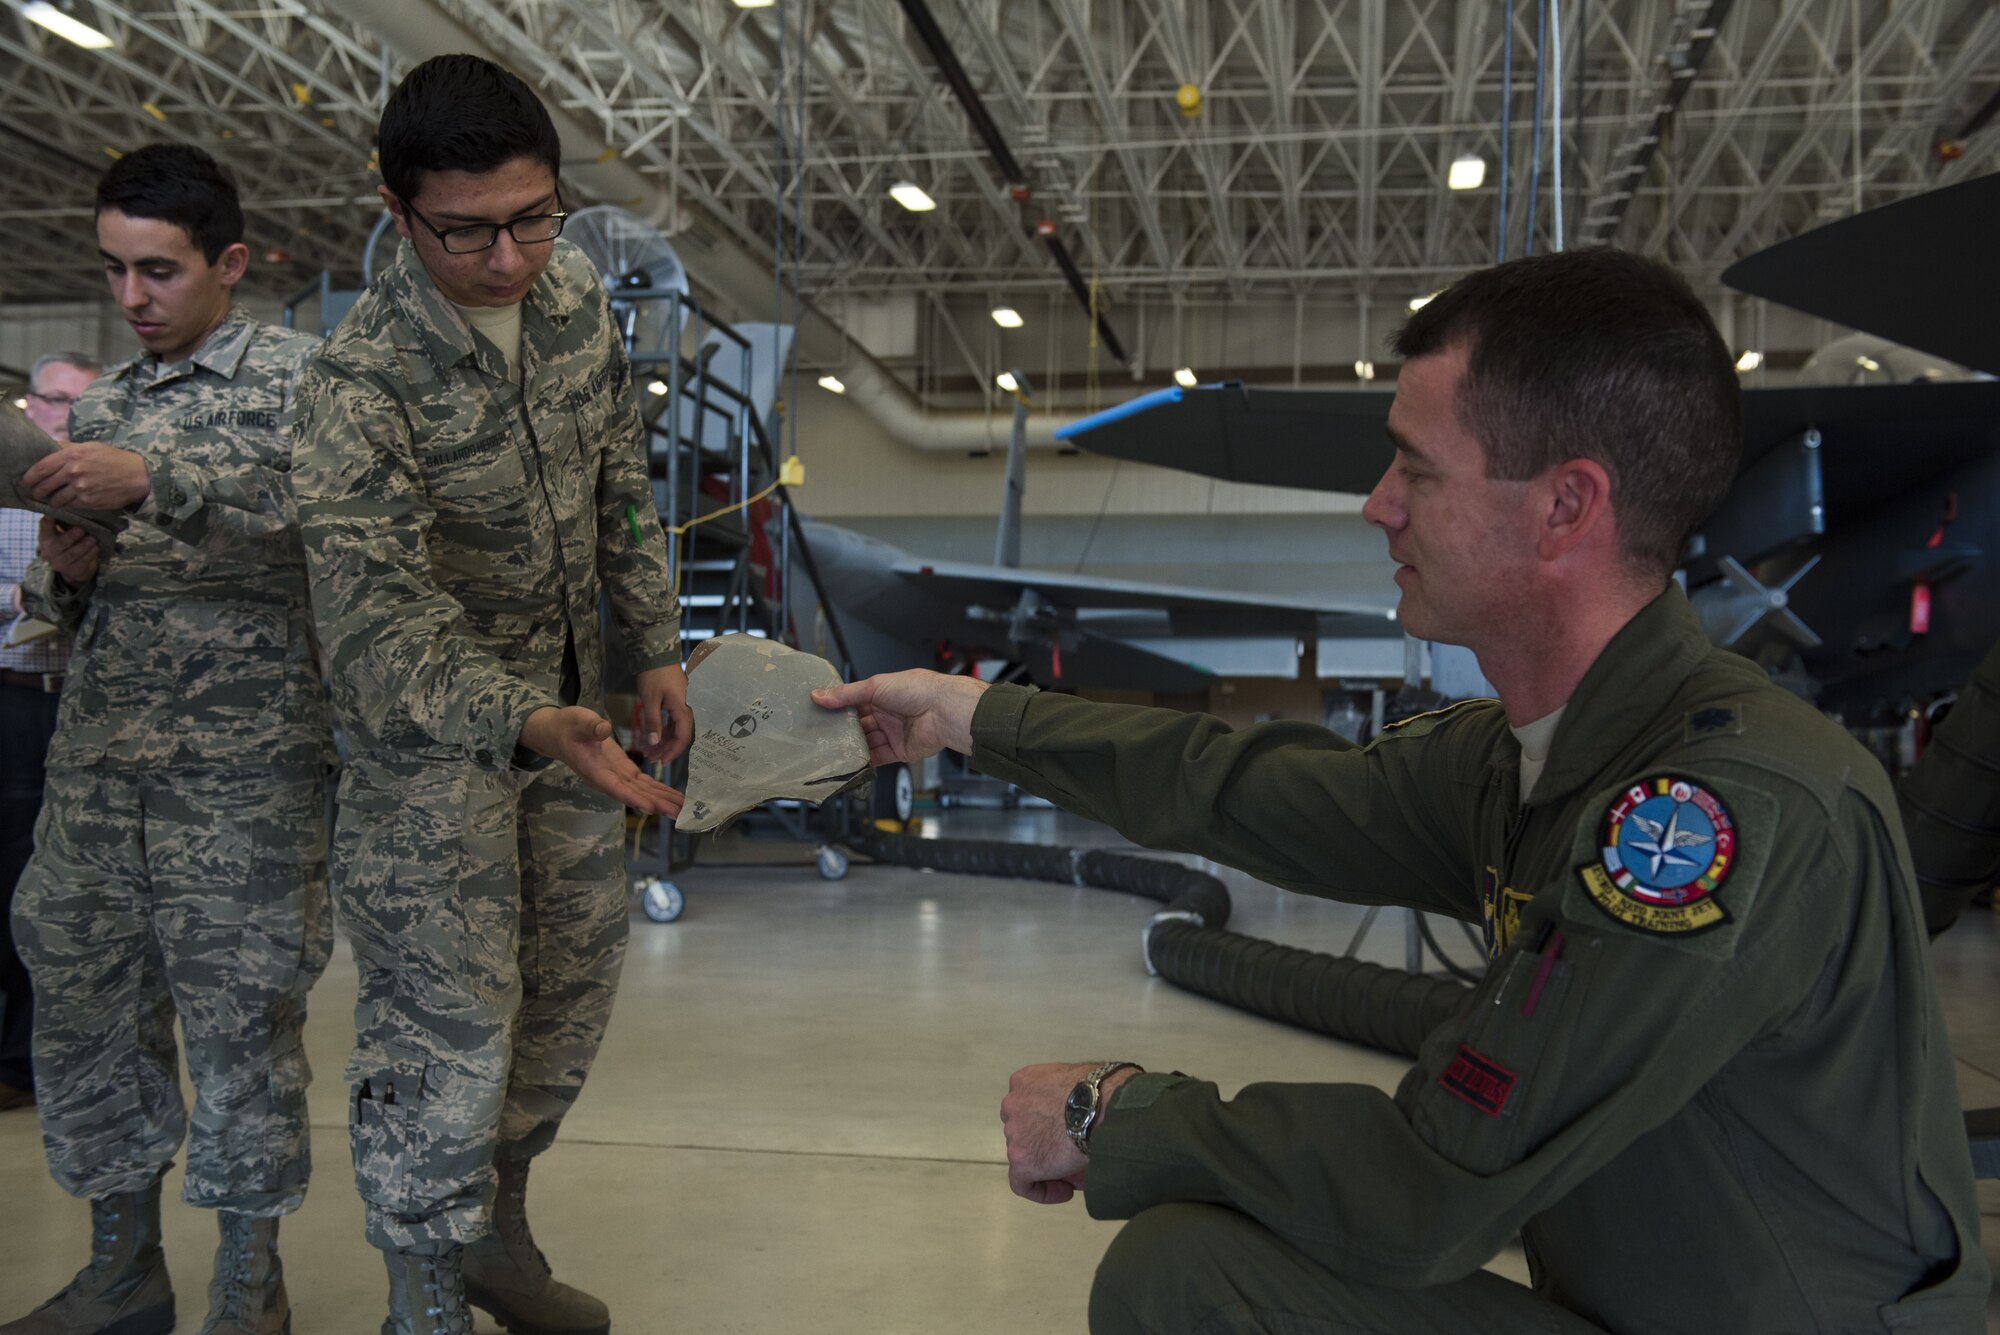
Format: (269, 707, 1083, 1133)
(790, 374, 1402, 693)
(1061, 173, 2000, 724)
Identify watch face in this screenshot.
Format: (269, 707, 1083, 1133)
(1063, 1079, 1094, 1135)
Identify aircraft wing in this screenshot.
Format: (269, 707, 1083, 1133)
(1740, 381, 2000, 522)
(890, 554, 1393, 625)
(1055, 373, 2000, 533)
(1721, 171, 2000, 376)
(1054, 383, 1395, 492)
(891, 558, 1398, 689)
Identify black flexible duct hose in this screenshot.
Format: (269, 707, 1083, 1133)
(1899, 637, 2000, 936)
(850, 831, 1471, 1058)
(1415, 912, 1488, 985)
(1148, 922, 1470, 1056)
(850, 832, 1229, 925)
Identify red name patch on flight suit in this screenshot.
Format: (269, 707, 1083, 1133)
(1439, 1044, 1517, 1116)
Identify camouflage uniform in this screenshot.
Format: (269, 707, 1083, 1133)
(290, 240, 680, 1250)
(11, 307, 334, 1216)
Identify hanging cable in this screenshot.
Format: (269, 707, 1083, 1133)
(1574, 0, 1586, 247)
(1497, 0, 1514, 263)
(1525, 0, 1546, 256)
(772, 0, 788, 343)
(668, 478, 784, 539)
(1550, 0, 1564, 250)
(789, 0, 806, 471)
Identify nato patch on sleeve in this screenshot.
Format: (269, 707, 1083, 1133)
(1579, 775, 1735, 935)
(1568, 771, 1776, 959)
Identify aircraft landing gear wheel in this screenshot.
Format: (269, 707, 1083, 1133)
(816, 845, 849, 881)
(638, 877, 685, 923)
(874, 763, 914, 825)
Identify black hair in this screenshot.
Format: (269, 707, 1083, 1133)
(1394, 248, 1740, 577)
(94, 144, 244, 263)
(377, 55, 562, 201)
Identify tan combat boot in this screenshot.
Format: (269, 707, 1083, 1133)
(382, 1246, 473, 1335)
(198, 1213, 288, 1335)
(462, 1157, 610, 1335)
(0, 1184, 175, 1335)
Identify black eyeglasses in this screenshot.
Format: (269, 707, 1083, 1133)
(27, 390, 81, 407)
(399, 197, 568, 255)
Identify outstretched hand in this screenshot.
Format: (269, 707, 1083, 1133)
(810, 670, 991, 766)
(520, 705, 684, 817)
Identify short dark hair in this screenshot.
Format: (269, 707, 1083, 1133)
(377, 55, 562, 201)
(1394, 248, 1740, 577)
(95, 144, 244, 263)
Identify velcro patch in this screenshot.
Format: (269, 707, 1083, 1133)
(1579, 774, 1737, 937)
(1439, 1045, 1517, 1117)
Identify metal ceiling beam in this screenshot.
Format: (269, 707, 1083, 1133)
(1044, 0, 1173, 272)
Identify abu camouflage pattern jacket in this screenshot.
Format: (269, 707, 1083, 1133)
(23, 307, 334, 771)
(290, 240, 680, 772)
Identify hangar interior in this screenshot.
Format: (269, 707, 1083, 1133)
(2, 0, 1999, 1330)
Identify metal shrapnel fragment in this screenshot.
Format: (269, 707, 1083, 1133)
(0, 402, 129, 555)
(678, 633, 872, 833)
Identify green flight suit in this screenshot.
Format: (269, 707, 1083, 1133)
(970, 587, 1987, 1334)
(290, 241, 681, 1250)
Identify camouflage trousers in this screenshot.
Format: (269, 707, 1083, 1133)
(332, 756, 628, 1251)
(10, 764, 331, 1215)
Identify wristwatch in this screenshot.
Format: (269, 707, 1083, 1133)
(1063, 1060, 1143, 1155)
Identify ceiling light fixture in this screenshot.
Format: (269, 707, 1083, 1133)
(1408, 293, 1437, 312)
(1734, 350, 1763, 373)
(888, 181, 936, 213)
(990, 305, 1023, 329)
(994, 371, 1020, 393)
(816, 375, 846, 394)
(1855, 354, 1881, 373)
(1173, 368, 1198, 388)
(21, 2, 113, 48)
(1447, 153, 1486, 190)
(647, 380, 669, 396)
(1354, 360, 1376, 381)
(733, 0, 775, 7)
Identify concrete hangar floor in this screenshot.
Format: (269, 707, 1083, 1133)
(4, 806, 1997, 1333)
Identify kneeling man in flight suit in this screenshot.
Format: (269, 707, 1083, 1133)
(816, 248, 1988, 1334)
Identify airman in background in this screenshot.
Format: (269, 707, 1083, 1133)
(4, 145, 332, 1335)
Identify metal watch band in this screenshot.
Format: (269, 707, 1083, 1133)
(1073, 1060, 1143, 1155)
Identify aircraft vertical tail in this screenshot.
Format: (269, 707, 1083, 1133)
(994, 369, 1031, 569)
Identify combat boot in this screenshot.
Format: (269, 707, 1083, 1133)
(382, 1246, 473, 1335)
(199, 1213, 288, 1335)
(462, 1156, 609, 1335)
(0, 1184, 175, 1335)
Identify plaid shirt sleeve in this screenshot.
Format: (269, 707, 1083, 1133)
(0, 506, 71, 675)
